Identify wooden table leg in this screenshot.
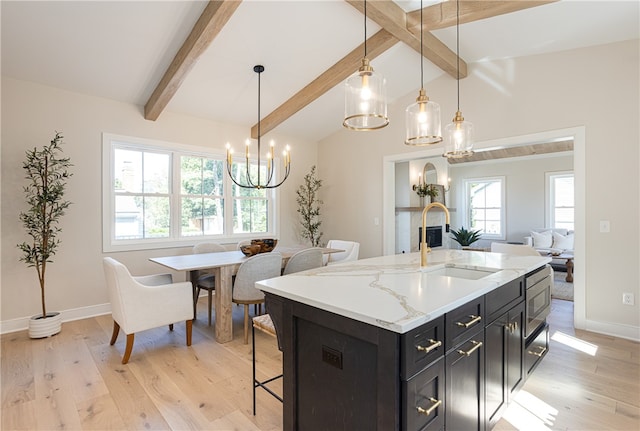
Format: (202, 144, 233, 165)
(214, 266, 234, 343)
(189, 270, 199, 319)
(565, 258, 574, 283)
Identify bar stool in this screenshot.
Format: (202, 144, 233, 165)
(252, 313, 283, 415)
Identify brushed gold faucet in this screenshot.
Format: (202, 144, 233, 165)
(421, 202, 450, 267)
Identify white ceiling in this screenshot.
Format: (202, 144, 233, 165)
(2, 1, 638, 142)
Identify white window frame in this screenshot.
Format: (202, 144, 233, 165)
(462, 176, 506, 240)
(546, 171, 574, 230)
(102, 133, 279, 252)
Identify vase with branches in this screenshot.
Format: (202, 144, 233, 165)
(296, 165, 323, 247)
(18, 132, 72, 337)
(412, 183, 439, 204)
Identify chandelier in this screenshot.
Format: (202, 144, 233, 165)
(226, 65, 291, 189)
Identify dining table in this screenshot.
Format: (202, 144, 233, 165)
(149, 245, 343, 343)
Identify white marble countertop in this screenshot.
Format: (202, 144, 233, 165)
(256, 249, 551, 334)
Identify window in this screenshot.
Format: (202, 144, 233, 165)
(547, 172, 574, 230)
(103, 134, 278, 251)
(464, 177, 505, 239)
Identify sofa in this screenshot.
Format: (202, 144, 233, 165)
(523, 228, 574, 268)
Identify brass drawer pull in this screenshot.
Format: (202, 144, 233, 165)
(455, 314, 481, 328)
(416, 339, 442, 353)
(457, 340, 483, 357)
(416, 397, 442, 416)
(528, 346, 547, 357)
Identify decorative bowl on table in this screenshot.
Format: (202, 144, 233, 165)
(251, 238, 278, 253)
(240, 244, 261, 257)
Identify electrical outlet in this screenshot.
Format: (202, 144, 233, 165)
(622, 293, 634, 306)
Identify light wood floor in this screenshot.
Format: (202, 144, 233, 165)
(2, 299, 638, 430)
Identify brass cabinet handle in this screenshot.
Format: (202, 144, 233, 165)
(457, 340, 483, 357)
(416, 397, 442, 416)
(528, 346, 547, 357)
(416, 339, 442, 353)
(455, 314, 482, 328)
(505, 322, 519, 333)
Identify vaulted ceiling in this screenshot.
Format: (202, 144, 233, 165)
(2, 1, 638, 142)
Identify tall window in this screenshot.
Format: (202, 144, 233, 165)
(103, 134, 277, 251)
(547, 172, 574, 230)
(464, 177, 505, 239)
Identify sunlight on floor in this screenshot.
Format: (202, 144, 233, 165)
(501, 390, 559, 430)
(551, 331, 598, 356)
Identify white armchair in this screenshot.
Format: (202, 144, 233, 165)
(103, 257, 193, 364)
(325, 240, 360, 266)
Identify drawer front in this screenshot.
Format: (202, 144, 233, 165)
(446, 297, 485, 351)
(401, 316, 445, 380)
(485, 277, 524, 322)
(525, 323, 549, 376)
(402, 357, 445, 431)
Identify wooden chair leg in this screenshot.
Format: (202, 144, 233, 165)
(186, 320, 193, 346)
(169, 323, 174, 331)
(110, 321, 120, 345)
(208, 290, 213, 326)
(244, 304, 250, 344)
(122, 333, 134, 364)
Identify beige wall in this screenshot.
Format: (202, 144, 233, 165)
(1, 78, 318, 328)
(318, 40, 639, 339)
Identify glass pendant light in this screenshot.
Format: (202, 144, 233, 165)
(405, 0, 442, 145)
(343, 0, 389, 131)
(444, 0, 474, 158)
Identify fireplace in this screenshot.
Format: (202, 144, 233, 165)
(418, 226, 443, 249)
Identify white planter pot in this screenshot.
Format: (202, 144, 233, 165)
(28, 312, 62, 338)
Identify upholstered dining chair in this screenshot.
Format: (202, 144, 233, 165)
(192, 242, 227, 325)
(283, 247, 323, 275)
(232, 252, 283, 344)
(325, 239, 360, 266)
(102, 257, 193, 364)
(252, 247, 324, 414)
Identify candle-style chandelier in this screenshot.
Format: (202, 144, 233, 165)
(226, 65, 291, 189)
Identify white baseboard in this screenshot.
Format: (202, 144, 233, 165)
(584, 318, 640, 342)
(0, 303, 112, 335)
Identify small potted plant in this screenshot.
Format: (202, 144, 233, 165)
(450, 226, 482, 249)
(296, 165, 323, 246)
(18, 132, 73, 338)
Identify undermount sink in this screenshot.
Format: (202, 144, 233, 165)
(422, 266, 497, 280)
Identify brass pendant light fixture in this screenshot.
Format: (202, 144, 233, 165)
(343, 0, 389, 131)
(226, 65, 291, 189)
(405, 0, 442, 146)
(443, 0, 474, 158)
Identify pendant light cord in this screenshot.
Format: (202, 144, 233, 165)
(456, 0, 460, 111)
(420, 0, 424, 89)
(364, 0, 367, 56)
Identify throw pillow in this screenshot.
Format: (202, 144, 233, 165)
(553, 231, 574, 250)
(531, 230, 553, 248)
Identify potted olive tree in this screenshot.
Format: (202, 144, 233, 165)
(296, 165, 323, 246)
(18, 132, 73, 338)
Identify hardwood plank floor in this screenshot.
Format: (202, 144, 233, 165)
(1, 299, 638, 430)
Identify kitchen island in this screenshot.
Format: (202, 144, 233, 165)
(257, 249, 552, 431)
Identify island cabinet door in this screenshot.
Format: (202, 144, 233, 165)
(445, 330, 485, 431)
(402, 357, 445, 431)
(277, 298, 400, 431)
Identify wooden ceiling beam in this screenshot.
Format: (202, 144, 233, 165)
(251, 29, 398, 139)
(346, 0, 466, 79)
(407, 0, 559, 32)
(144, 0, 241, 121)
